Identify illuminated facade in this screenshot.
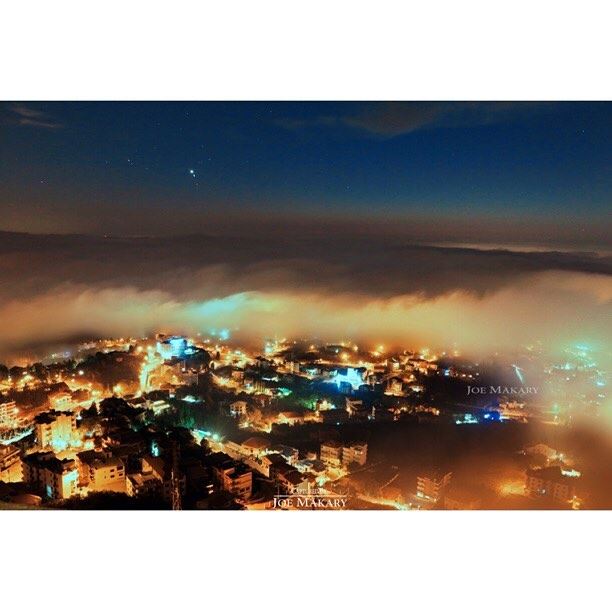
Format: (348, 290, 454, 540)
(0, 444, 22, 483)
(229, 400, 248, 417)
(49, 391, 72, 411)
(22, 452, 79, 500)
(331, 367, 366, 391)
(320, 440, 343, 468)
(34, 411, 77, 451)
(0, 401, 18, 427)
(240, 437, 270, 458)
(342, 442, 368, 467)
(77, 450, 126, 493)
(525, 466, 578, 504)
(416, 471, 452, 502)
(210, 453, 253, 500)
(156, 335, 187, 360)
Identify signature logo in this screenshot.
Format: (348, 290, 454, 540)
(273, 486, 348, 509)
(467, 385, 538, 395)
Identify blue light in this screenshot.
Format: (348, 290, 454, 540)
(331, 367, 364, 391)
(456, 413, 478, 425)
(219, 328, 230, 341)
(512, 364, 525, 384)
(169, 336, 186, 354)
(157, 335, 187, 359)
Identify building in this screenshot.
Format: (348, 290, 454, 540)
(209, 452, 253, 500)
(499, 400, 528, 421)
(525, 466, 578, 505)
(49, 391, 72, 411)
(148, 399, 170, 415)
(342, 442, 368, 467)
(262, 453, 289, 479)
(385, 377, 404, 396)
(0, 444, 22, 483)
(276, 411, 303, 426)
(294, 458, 326, 476)
(223, 465, 252, 500)
(240, 436, 270, 458)
(270, 444, 299, 465)
(320, 440, 343, 468)
(22, 452, 79, 500)
(77, 450, 126, 493)
(345, 397, 371, 420)
(126, 462, 163, 497)
(320, 440, 367, 469)
(125, 454, 184, 499)
(34, 410, 77, 451)
(230, 369, 245, 383)
(179, 369, 199, 386)
(523, 443, 561, 463)
(315, 398, 334, 411)
(275, 463, 306, 494)
(229, 400, 248, 417)
(331, 367, 366, 391)
(0, 401, 18, 427)
(245, 453, 276, 478)
(416, 470, 452, 502)
(156, 335, 187, 360)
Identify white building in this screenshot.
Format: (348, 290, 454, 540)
(416, 470, 452, 502)
(77, 450, 126, 493)
(0, 401, 18, 427)
(34, 411, 77, 451)
(342, 442, 368, 467)
(320, 440, 343, 468)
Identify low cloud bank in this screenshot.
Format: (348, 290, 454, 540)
(0, 231, 610, 362)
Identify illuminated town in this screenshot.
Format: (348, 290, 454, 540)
(1, 332, 608, 510)
(1, 101, 610, 511)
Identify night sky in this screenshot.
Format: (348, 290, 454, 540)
(1, 102, 610, 244)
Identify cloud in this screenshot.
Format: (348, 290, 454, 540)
(343, 102, 450, 136)
(0, 230, 610, 362)
(1, 230, 610, 301)
(8, 104, 63, 129)
(276, 102, 544, 138)
(273, 115, 338, 131)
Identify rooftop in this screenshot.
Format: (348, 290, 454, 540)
(527, 466, 579, 484)
(242, 436, 269, 450)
